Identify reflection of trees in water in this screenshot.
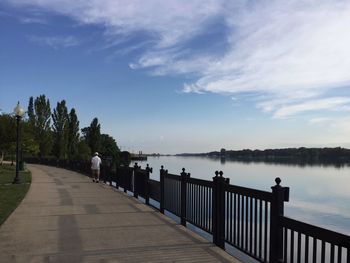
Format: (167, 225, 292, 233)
(209, 156, 350, 168)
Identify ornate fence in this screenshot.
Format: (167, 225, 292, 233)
(26, 158, 350, 263)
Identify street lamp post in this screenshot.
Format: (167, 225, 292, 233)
(13, 102, 24, 184)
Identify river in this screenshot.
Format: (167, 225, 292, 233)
(136, 156, 350, 236)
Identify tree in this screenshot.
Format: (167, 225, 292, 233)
(52, 100, 68, 159)
(220, 148, 226, 156)
(27, 96, 35, 127)
(81, 117, 101, 154)
(119, 151, 131, 166)
(76, 140, 91, 160)
(0, 114, 16, 164)
(99, 134, 120, 160)
(21, 121, 40, 157)
(67, 108, 80, 160)
(28, 95, 52, 157)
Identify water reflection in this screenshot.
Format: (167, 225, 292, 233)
(205, 156, 350, 169)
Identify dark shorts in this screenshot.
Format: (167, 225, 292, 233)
(91, 169, 100, 175)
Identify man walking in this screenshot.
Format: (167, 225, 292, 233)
(91, 152, 102, 183)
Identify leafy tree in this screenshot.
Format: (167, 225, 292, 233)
(21, 121, 40, 157)
(220, 148, 226, 156)
(28, 95, 52, 157)
(81, 117, 101, 154)
(52, 100, 68, 159)
(99, 134, 120, 160)
(27, 96, 35, 127)
(119, 151, 131, 166)
(0, 114, 16, 164)
(67, 108, 80, 160)
(76, 140, 91, 160)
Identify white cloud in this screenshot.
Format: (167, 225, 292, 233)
(7, 0, 224, 48)
(184, 0, 350, 116)
(28, 35, 81, 49)
(273, 97, 350, 118)
(6, 0, 350, 117)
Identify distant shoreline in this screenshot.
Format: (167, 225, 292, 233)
(172, 147, 350, 167)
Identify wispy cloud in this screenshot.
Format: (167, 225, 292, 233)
(0, 8, 47, 24)
(6, 0, 224, 48)
(19, 16, 47, 24)
(6, 0, 350, 117)
(273, 97, 350, 119)
(28, 35, 81, 49)
(183, 0, 350, 117)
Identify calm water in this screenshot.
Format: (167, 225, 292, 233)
(137, 156, 350, 235)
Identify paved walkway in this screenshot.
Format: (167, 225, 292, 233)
(0, 164, 241, 262)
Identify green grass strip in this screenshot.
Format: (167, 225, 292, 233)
(0, 164, 31, 226)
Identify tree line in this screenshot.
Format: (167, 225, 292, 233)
(177, 147, 350, 166)
(0, 95, 128, 164)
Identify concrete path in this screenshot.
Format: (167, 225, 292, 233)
(0, 164, 241, 263)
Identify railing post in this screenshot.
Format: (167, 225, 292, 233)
(123, 168, 128, 193)
(145, 164, 153, 205)
(270, 177, 290, 263)
(212, 171, 229, 249)
(180, 168, 190, 226)
(115, 166, 119, 189)
(160, 166, 165, 214)
(102, 164, 107, 184)
(109, 170, 113, 186)
(133, 163, 140, 198)
(108, 162, 113, 186)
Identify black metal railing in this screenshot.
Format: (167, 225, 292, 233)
(115, 165, 133, 193)
(163, 170, 181, 217)
(224, 183, 272, 262)
(281, 216, 350, 263)
(148, 179, 160, 203)
(133, 163, 151, 204)
(186, 176, 213, 233)
(26, 158, 350, 263)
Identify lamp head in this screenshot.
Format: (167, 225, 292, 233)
(14, 102, 24, 117)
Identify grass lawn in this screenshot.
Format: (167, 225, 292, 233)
(0, 164, 31, 226)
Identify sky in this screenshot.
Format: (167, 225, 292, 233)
(1, 0, 350, 154)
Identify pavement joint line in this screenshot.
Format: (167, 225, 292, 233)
(12, 211, 165, 218)
(4, 211, 177, 222)
(37, 223, 192, 232)
(28, 242, 217, 258)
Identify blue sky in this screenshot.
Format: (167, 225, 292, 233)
(1, 0, 350, 154)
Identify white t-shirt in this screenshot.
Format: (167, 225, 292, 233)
(91, 156, 102, 170)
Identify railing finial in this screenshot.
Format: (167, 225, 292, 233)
(275, 177, 281, 186)
(182, 168, 185, 172)
(215, 170, 219, 176)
